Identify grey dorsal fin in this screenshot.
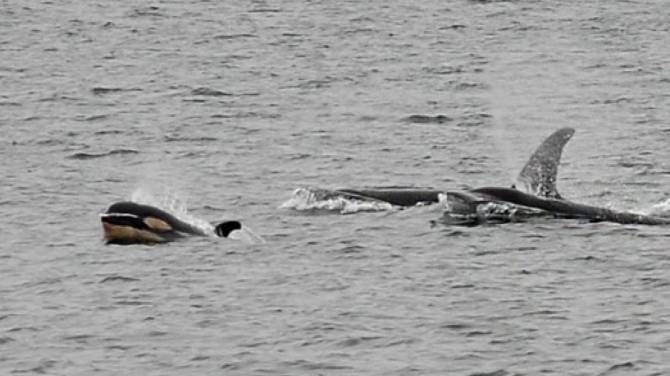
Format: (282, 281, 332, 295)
(516, 127, 575, 199)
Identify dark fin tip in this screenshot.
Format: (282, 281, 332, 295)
(215, 221, 242, 237)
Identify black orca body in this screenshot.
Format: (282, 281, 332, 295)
(466, 187, 670, 225)
(101, 201, 242, 244)
(334, 188, 442, 207)
(331, 128, 670, 226)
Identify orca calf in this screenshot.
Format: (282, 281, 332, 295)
(331, 128, 670, 226)
(101, 201, 242, 244)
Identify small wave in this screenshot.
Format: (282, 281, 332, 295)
(603, 361, 635, 373)
(99, 275, 140, 283)
(91, 87, 141, 95)
(280, 187, 395, 214)
(106, 345, 132, 351)
(163, 135, 219, 142)
(279, 360, 352, 371)
(210, 112, 279, 119)
(62, 334, 94, 342)
(0, 101, 21, 106)
(423, 65, 466, 75)
(468, 0, 513, 3)
(68, 149, 139, 160)
(248, 8, 282, 13)
(11, 360, 57, 375)
(440, 24, 467, 30)
(457, 112, 493, 127)
(129, 6, 164, 17)
(191, 87, 233, 96)
(76, 115, 109, 121)
(467, 371, 509, 376)
(336, 336, 383, 347)
(645, 197, 670, 217)
(115, 300, 152, 306)
(0, 336, 14, 344)
(94, 130, 124, 135)
(213, 33, 256, 40)
(92, 87, 123, 95)
(403, 114, 452, 124)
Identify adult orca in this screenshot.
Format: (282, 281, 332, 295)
(101, 201, 242, 244)
(456, 186, 670, 226)
(329, 128, 670, 226)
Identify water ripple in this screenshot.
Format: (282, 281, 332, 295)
(68, 149, 139, 160)
(3, 1, 670, 375)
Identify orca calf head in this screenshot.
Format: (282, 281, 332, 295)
(100, 201, 182, 244)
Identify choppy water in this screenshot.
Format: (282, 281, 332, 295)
(3, 0, 670, 375)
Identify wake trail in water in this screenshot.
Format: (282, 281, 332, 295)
(644, 197, 670, 217)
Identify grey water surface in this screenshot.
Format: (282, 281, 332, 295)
(3, 0, 670, 375)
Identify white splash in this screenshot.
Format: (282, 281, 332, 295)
(130, 186, 216, 236)
(646, 197, 670, 217)
(228, 225, 266, 244)
(280, 187, 395, 214)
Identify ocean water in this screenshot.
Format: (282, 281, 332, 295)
(3, 0, 670, 375)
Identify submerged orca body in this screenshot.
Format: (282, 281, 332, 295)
(101, 201, 242, 244)
(465, 187, 670, 225)
(334, 188, 442, 207)
(334, 128, 670, 226)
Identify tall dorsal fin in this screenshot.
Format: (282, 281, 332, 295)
(515, 127, 575, 199)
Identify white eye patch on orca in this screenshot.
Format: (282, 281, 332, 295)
(100, 213, 140, 219)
